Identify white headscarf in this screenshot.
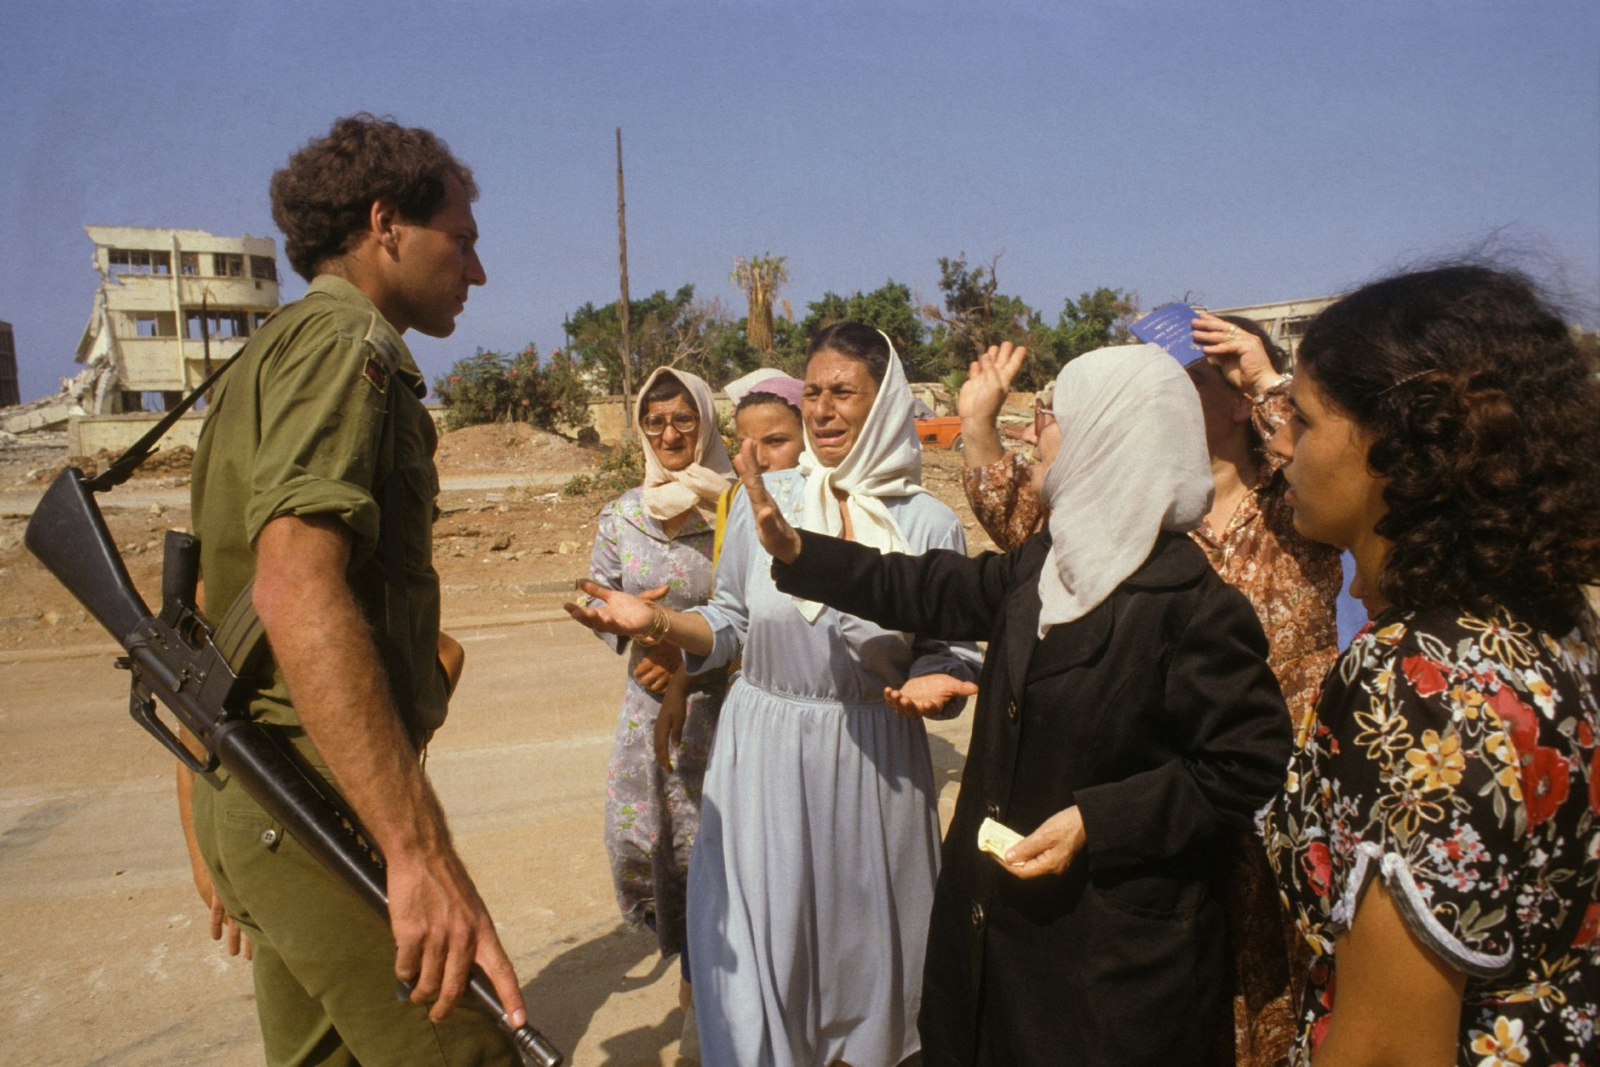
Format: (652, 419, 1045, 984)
(793, 332, 927, 622)
(636, 366, 735, 523)
(723, 367, 788, 406)
(1037, 344, 1213, 635)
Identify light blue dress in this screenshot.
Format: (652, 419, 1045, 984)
(685, 469, 980, 1067)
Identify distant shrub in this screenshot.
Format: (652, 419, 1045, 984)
(433, 345, 592, 433)
(563, 437, 644, 498)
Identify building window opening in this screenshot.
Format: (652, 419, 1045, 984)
(249, 256, 278, 282)
(213, 253, 244, 277)
(131, 312, 178, 338)
(186, 309, 252, 340)
(108, 249, 172, 276)
(181, 253, 200, 276)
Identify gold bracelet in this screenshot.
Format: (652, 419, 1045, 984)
(635, 606, 670, 646)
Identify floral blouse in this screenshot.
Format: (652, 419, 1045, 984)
(1264, 605, 1600, 1065)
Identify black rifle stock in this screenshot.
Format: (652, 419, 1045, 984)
(24, 468, 562, 1067)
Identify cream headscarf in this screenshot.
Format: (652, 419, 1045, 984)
(793, 332, 927, 622)
(636, 366, 735, 523)
(1037, 344, 1213, 634)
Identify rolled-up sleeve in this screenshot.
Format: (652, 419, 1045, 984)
(244, 328, 386, 555)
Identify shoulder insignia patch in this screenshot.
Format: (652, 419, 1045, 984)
(363, 355, 390, 393)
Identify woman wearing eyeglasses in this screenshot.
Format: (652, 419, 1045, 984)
(582, 366, 735, 1024)
(568, 323, 980, 1066)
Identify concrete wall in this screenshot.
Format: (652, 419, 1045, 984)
(69, 410, 206, 458)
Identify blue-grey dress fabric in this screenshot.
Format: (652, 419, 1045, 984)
(685, 468, 980, 1067)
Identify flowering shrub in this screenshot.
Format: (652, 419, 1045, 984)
(433, 345, 592, 433)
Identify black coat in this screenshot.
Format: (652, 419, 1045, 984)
(773, 530, 1290, 1067)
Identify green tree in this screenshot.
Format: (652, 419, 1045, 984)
(432, 343, 592, 433)
(921, 253, 1056, 385)
(1050, 287, 1140, 371)
(799, 280, 927, 377)
(569, 285, 748, 391)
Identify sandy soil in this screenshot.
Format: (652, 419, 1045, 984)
(0, 425, 997, 1065)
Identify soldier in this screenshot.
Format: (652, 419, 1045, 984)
(179, 113, 525, 1064)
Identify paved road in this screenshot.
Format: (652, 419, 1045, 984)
(0, 472, 584, 517)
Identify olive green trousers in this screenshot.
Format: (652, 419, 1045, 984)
(192, 771, 518, 1066)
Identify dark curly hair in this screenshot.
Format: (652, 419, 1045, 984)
(1297, 263, 1600, 632)
(270, 113, 477, 281)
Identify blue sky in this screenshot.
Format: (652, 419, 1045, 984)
(3, 0, 1597, 416)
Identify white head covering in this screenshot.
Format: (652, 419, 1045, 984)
(636, 366, 735, 523)
(1037, 344, 1213, 635)
(724, 367, 788, 407)
(792, 332, 926, 621)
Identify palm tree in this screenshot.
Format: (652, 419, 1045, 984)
(730, 254, 789, 352)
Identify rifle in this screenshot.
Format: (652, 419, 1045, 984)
(25, 467, 563, 1067)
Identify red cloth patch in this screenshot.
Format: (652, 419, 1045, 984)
(363, 356, 389, 393)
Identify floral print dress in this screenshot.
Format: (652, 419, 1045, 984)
(1264, 604, 1600, 1065)
(587, 487, 723, 960)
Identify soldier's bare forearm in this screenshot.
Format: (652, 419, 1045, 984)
(253, 514, 448, 860)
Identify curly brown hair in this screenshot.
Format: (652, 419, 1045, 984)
(1298, 263, 1600, 633)
(269, 113, 477, 281)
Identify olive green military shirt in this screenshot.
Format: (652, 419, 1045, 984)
(191, 275, 448, 734)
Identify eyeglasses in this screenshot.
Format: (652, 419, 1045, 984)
(1032, 400, 1057, 440)
(641, 412, 700, 437)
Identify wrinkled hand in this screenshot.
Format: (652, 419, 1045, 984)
(633, 643, 682, 693)
(998, 805, 1086, 880)
(564, 581, 666, 638)
(735, 440, 802, 564)
(387, 848, 527, 1026)
(883, 673, 980, 719)
(958, 342, 1028, 422)
(1191, 312, 1282, 397)
(653, 678, 690, 773)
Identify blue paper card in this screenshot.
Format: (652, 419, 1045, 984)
(1131, 303, 1207, 366)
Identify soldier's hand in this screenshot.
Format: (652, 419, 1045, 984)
(387, 848, 526, 1026)
(207, 888, 254, 960)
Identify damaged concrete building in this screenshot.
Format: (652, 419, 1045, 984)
(74, 225, 281, 412)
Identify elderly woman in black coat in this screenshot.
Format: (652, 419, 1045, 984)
(735, 343, 1292, 1067)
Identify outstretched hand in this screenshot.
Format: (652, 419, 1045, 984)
(564, 580, 667, 638)
(958, 342, 1029, 422)
(883, 673, 980, 719)
(735, 439, 803, 564)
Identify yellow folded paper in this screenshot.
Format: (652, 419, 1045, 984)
(978, 817, 1024, 865)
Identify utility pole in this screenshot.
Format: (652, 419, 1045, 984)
(615, 127, 634, 430)
(200, 291, 214, 406)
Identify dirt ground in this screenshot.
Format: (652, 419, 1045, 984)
(0, 424, 1000, 1065)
